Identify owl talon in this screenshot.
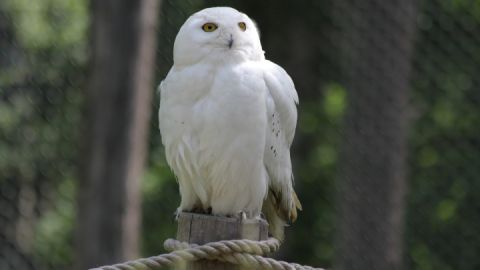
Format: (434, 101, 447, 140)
(234, 211, 247, 220)
(173, 208, 181, 220)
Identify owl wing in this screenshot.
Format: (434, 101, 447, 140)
(261, 60, 302, 240)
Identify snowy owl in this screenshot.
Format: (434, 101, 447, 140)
(158, 7, 301, 240)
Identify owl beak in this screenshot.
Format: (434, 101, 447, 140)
(228, 34, 234, 49)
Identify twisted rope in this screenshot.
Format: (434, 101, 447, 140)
(90, 237, 325, 270)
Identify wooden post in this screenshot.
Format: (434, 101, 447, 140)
(176, 212, 269, 270)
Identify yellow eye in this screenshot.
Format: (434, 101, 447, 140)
(202, 23, 218, 32)
(238, 22, 247, 31)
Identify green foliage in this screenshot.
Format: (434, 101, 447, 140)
(0, 0, 87, 269)
(407, 1, 480, 269)
(33, 178, 76, 267)
(5, 0, 87, 51)
(323, 83, 346, 120)
(141, 149, 179, 254)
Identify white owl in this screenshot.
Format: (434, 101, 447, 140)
(158, 7, 301, 240)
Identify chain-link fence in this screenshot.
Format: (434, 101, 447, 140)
(1, 0, 479, 269)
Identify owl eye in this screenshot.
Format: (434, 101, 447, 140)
(202, 23, 218, 32)
(238, 22, 247, 31)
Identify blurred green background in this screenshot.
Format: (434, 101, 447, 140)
(1, 0, 479, 269)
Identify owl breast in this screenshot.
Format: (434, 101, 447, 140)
(159, 61, 269, 217)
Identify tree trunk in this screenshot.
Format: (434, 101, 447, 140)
(76, 0, 160, 269)
(335, 1, 417, 270)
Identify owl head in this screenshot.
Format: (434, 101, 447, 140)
(173, 7, 264, 66)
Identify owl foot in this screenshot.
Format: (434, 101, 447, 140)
(188, 207, 205, 214)
(226, 211, 247, 220)
(173, 208, 181, 220)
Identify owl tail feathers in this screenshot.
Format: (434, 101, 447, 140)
(290, 191, 303, 221)
(263, 190, 302, 241)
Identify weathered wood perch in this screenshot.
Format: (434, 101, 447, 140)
(177, 212, 269, 269)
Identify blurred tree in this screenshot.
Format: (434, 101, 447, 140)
(76, 0, 160, 269)
(335, 1, 418, 270)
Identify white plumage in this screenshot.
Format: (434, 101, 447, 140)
(158, 7, 301, 240)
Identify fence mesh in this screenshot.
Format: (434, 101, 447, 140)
(1, 0, 479, 269)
